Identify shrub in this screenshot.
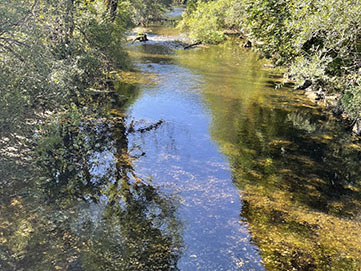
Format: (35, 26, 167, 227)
(178, 0, 239, 44)
(180, 0, 361, 120)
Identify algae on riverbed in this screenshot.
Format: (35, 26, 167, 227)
(178, 39, 361, 270)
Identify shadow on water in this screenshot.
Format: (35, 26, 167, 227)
(0, 82, 184, 270)
(0, 9, 189, 271)
(177, 40, 361, 270)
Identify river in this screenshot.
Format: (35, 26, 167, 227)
(125, 10, 361, 270)
(1, 8, 361, 271)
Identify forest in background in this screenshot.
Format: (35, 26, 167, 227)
(179, 0, 361, 131)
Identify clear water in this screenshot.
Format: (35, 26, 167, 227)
(1, 9, 361, 271)
(126, 21, 361, 270)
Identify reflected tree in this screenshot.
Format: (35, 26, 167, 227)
(230, 105, 361, 270)
(81, 182, 183, 271)
(193, 57, 361, 269)
(0, 103, 183, 271)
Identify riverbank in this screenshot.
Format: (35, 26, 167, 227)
(127, 22, 361, 269)
(178, 0, 361, 136)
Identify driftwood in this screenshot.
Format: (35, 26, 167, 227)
(184, 42, 201, 50)
(132, 34, 149, 44)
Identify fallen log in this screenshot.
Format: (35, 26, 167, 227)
(132, 33, 149, 44)
(184, 42, 201, 50)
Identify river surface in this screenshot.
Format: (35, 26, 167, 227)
(1, 8, 361, 271)
(125, 14, 361, 270)
(126, 24, 265, 271)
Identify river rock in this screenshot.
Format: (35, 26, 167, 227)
(305, 89, 318, 103)
(295, 80, 312, 90)
(325, 94, 339, 108)
(315, 89, 325, 101)
(352, 120, 361, 135)
(243, 40, 252, 48)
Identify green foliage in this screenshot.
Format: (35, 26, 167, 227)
(0, 0, 134, 153)
(181, 0, 361, 121)
(342, 82, 361, 120)
(76, 8, 129, 70)
(126, 0, 173, 25)
(179, 0, 240, 43)
(288, 51, 332, 86)
(243, 0, 295, 63)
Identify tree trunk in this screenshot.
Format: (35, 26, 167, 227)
(64, 0, 74, 45)
(105, 0, 119, 21)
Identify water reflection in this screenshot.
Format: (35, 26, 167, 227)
(2, 18, 361, 271)
(0, 94, 183, 270)
(127, 28, 265, 269)
(178, 41, 361, 269)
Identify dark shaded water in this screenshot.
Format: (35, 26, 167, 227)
(1, 9, 361, 271)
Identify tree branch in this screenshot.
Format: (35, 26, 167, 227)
(0, 0, 39, 37)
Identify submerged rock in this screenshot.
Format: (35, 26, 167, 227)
(132, 33, 149, 44)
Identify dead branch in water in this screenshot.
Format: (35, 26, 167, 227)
(184, 42, 201, 50)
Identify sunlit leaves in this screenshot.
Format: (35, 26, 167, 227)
(178, 0, 238, 43)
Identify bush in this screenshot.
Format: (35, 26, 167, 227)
(180, 0, 361, 121)
(243, 0, 295, 63)
(0, 0, 134, 157)
(178, 0, 239, 44)
(342, 81, 361, 121)
(287, 0, 361, 89)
